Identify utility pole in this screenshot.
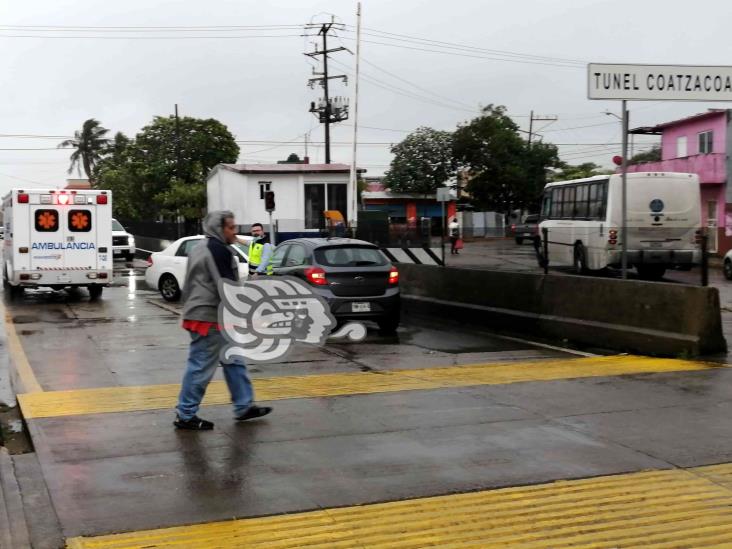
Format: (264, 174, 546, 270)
(305, 20, 349, 164)
(527, 111, 558, 146)
(348, 2, 362, 232)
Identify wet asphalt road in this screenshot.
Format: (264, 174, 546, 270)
(3, 257, 732, 546)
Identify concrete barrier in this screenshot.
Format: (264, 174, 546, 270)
(398, 264, 726, 357)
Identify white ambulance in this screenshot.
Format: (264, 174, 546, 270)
(2, 188, 113, 299)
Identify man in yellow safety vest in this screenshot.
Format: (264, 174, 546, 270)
(247, 222, 273, 277)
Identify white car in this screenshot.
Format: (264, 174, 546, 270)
(145, 235, 253, 301)
(112, 218, 135, 261)
(724, 249, 732, 280)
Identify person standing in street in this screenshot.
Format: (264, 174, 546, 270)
(174, 211, 272, 430)
(248, 222, 273, 278)
(449, 217, 461, 255)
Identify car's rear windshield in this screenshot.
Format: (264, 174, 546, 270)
(112, 220, 125, 231)
(315, 246, 388, 267)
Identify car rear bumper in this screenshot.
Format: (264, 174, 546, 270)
(112, 245, 135, 257)
(311, 287, 401, 320)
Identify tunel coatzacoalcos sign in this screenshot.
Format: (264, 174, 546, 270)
(588, 63, 732, 101)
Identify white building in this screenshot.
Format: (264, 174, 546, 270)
(207, 163, 355, 234)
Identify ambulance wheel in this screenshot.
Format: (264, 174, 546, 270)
(159, 274, 181, 302)
(88, 285, 103, 301)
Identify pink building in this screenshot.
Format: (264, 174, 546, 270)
(628, 109, 732, 254)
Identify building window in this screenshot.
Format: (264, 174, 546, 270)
(676, 136, 687, 158)
(698, 131, 713, 154)
(304, 183, 348, 229)
(259, 181, 271, 200)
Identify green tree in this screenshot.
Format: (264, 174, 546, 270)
(96, 116, 239, 221)
(550, 162, 613, 182)
(58, 119, 110, 184)
(453, 105, 560, 213)
(629, 144, 661, 165)
(383, 126, 456, 194)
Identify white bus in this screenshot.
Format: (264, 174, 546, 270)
(2, 188, 113, 299)
(538, 172, 701, 280)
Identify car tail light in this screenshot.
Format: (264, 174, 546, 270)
(511, 224, 516, 232)
(305, 267, 327, 286)
(608, 229, 618, 246)
(17, 193, 29, 203)
(146, 255, 154, 267)
(96, 194, 108, 204)
(388, 266, 399, 285)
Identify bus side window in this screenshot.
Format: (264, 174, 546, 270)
(541, 193, 552, 219)
(598, 180, 608, 219)
(589, 183, 602, 220)
(575, 184, 589, 219)
(562, 186, 576, 219)
(550, 188, 561, 218)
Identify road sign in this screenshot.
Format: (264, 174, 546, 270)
(588, 63, 732, 102)
(436, 188, 451, 202)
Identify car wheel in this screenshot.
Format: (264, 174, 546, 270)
(377, 315, 400, 334)
(88, 285, 103, 301)
(636, 265, 666, 281)
(573, 243, 588, 275)
(724, 260, 732, 281)
(159, 274, 182, 302)
(515, 237, 523, 245)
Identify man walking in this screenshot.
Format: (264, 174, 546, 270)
(248, 222, 273, 277)
(174, 211, 272, 430)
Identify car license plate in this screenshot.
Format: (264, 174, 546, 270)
(352, 302, 371, 313)
(113, 249, 122, 255)
(649, 242, 663, 248)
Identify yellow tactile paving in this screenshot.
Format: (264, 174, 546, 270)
(66, 463, 732, 548)
(18, 355, 725, 419)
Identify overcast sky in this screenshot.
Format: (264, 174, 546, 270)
(1, 0, 731, 196)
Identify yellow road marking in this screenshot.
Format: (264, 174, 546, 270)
(0, 301, 43, 393)
(65, 463, 732, 548)
(18, 355, 724, 419)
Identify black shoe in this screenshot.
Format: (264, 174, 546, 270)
(235, 405, 273, 422)
(174, 414, 214, 430)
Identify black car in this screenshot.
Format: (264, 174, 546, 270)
(268, 238, 400, 333)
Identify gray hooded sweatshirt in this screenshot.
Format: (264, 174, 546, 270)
(181, 211, 240, 323)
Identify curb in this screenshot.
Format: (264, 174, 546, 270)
(0, 447, 31, 548)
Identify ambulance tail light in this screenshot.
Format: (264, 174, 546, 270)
(17, 193, 29, 204)
(98, 272, 108, 280)
(96, 194, 108, 205)
(58, 194, 69, 205)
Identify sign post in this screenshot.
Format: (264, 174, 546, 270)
(436, 187, 451, 267)
(588, 63, 732, 279)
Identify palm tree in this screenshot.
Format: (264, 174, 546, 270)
(58, 119, 110, 183)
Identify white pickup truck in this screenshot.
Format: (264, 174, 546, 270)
(2, 188, 113, 300)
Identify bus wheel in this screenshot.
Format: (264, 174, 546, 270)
(88, 285, 103, 301)
(637, 265, 666, 281)
(573, 244, 588, 274)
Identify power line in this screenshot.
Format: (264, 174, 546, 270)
(337, 35, 584, 69)
(341, 25, 585, 66)
(0, 33, 309, 40)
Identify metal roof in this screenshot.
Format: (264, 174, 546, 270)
(630, 109, 729, 135)
(211, 163, 365, 176)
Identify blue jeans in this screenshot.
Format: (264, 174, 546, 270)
(176, 329, 254, 420)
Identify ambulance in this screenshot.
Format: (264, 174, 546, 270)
(2, 188, 113, 299)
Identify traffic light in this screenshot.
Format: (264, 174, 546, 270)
(264, 191, 276, 212)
